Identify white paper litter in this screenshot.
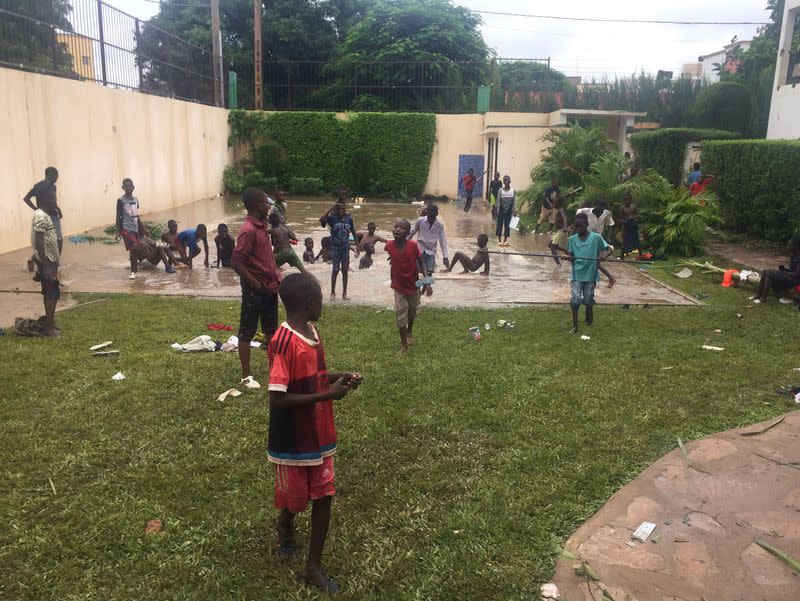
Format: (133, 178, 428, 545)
(795, 392, 800, 405)
(90, 341, 113, 351)
(580, 335, 591, 340)
(111, 372, 126, 381)
(632, 521, 657, 542)
(674, 268, 693, 279)
(779, 298, 793, 304)
(540, 583, 559, 599)
(217, 388, 242, 402)
(702, 345, 724, 351)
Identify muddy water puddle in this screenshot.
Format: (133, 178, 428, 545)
(0, 195, 697, 321)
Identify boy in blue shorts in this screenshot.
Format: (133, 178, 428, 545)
(566, 212, 613, 334)
(268, 272, 362, 594)
(319, 203, 358, 300)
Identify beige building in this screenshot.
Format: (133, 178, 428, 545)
(424, 109, 643, 199)
(767, 0, 800, 139)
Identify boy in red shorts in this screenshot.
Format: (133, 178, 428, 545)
(268, 272, 362, 594)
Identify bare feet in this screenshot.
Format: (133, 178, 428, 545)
(608, 276, 617, 289)
(342, 294, 350, 301)
(330, 292, 336, 301)
(399, 345, 410, 354)
(407, 335, 414, 346)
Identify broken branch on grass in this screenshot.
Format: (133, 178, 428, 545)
(738, 416, 785, 436)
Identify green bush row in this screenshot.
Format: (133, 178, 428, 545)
(630, 128, 740, 186)
(228, 110, 436, 195)
(702, 140, 800, 242)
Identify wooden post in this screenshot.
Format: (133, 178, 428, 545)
(211, 0, 223, 107)
(253, 0, 263, 110)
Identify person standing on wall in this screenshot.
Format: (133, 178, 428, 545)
(23, 167, 63, 254)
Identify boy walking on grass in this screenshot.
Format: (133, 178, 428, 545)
(232, 187, 281, 389)
(386, 218, 431, 353)
(566, 213, 612, 334)
(268, 272, 362, 595)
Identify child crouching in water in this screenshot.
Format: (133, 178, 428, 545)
(268, 272, 362, 594)
(385, 218, 430, 352)
(445, 234, 490, 275)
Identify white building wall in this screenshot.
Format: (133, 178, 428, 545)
(699, 51, 725, 82)
(767, 0, 800, 139)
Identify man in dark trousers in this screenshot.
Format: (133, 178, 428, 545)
(23, 167, 63, 254)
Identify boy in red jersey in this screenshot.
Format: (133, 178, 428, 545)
(268, 272, 362, 594)
(385, 218, 431, 353)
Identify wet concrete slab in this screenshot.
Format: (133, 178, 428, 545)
(550, 410, 800, 601)
(0, 196, 697, 320)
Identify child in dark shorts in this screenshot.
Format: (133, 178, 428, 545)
(268, 272, 362, 595)
(215, 223, 235, 267)
(319, 203, 358, 300)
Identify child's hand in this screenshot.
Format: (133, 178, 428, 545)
(330, 377, 350, 400)
(345, 373, 363, 389)
(422, 284, 433, 297)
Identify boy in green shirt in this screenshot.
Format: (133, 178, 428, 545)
(566, 213, 612, 334)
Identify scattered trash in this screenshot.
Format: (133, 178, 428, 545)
(779, 298, 793, 304)
(650, 533, 662, 543)
(736, 313, 743, 319)
(468, 326, 481, 341)
(661, 366, 673, 370)
(673, 537, 689, 543)
(92, 350, 120, 357)
(206, 323, 234, 332)
(632, 521, 657, 542)
(484, 323, 491, 330)
(702, 345, 724, 351)
(739, 416, 785, 436)
(171, 335, 220, 352)
(713, 329, 722, 333)
(220, 335, 261, 352)
(111, 372, 126, 381)
(674, 268, 693, 279)
(496, 319, 516, 329)
(452, 529, 462, 534)
(145, 519, 164, 535)
(352, 204, 362, 209)
(625, 541, 637, 548)
(754, 539, 800, 573)
(540, 583, 559, 599)
(793, 368, 800, 372)
(90, 341, 113, 351)
(694, 292, 710, 299)
(580, 335, 591, 340)
(217, 388, 242, 402)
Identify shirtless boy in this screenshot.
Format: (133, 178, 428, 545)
(446, 234, 490, 275)
(269, 212, 304, 272)
(357, 222, 386, 252)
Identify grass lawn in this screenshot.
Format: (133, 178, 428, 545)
(1, 266, 798, 600)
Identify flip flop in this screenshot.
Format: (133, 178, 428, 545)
(275, 521, 296, 560)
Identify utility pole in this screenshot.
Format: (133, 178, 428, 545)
(253, 0, 263, 109)
(211, 0, 224, 107)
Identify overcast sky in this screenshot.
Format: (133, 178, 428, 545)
(113, 0, 770, 79)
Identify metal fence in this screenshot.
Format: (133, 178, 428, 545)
(0, 0, 216, 105)
(250, 58, 554, 113)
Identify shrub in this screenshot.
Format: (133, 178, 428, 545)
(629, 128, 740, 187)
(223, 165, 246, 194)
(288, 177, 324, 195)
(693, 81, 754, 134)
(251, 141, 289, 181)
(702, 139, 800, 242)
(348, 148, 371, 194)
(227, 110, 436, 196)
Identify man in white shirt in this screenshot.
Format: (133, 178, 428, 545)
(577, 198, 615, 240)
(409, 204, 449, 276)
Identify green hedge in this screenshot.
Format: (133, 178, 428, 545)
(228, 110, 436, 195)
(702, 140, 800, 241)
(630, 128, 740, 187)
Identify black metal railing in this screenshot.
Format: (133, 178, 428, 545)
(0, 0, 215, 105)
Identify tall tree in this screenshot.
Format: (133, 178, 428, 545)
(0, 0, 74, 73)
(327, 0, 490, 111)
(136, 0, 371, 107)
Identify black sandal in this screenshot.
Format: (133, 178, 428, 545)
(300, 566, 340, 595)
